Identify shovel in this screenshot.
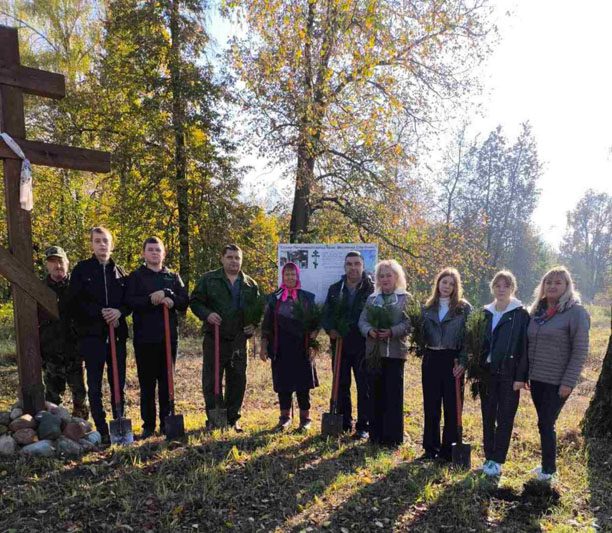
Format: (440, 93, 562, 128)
(451, 374, 471, 468)
(163, 305, 185, 440)
(321, 337, 344, 437)
(208, 323, 228, 429)
(108, 323, 133, 445)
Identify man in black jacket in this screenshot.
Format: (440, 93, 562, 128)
(38, 246, 88, 418)
(126, 236, 189, 438)
(68, 227, 130, 442)
(322, 251, 374, 439)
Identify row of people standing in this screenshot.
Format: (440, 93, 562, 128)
(41, 227, 590, 483)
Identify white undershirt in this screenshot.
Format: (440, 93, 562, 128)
(438, 297, 450, 321)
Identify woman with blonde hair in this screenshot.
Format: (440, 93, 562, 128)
(478, 270, 529, 477)
(358, 260, 411, 447)
(420, 267, 471, 461)
(528, 266, 590, 482)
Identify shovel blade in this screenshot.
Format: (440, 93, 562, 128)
(209, 407, 228, 429)
(321, 413, 344, 437)
(164, 414, 185, 441)
(451, 442, 471, 469)
(109, 417, 134, 445)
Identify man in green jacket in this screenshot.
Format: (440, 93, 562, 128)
(190, 244, 260, 431)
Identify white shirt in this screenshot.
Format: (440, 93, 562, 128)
(438, 297, 450, 321)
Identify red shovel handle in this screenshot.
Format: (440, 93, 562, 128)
(163, 305, 175, 402)
(455, 375, 463, 427)
(331, 337, 343, 403)
(108, 323, 121, 410)
(214, 323, 220, 396)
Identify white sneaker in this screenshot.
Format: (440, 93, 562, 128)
(482, 460, 500, 477)
(532, 466, 555, 483)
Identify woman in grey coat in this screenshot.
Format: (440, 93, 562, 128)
(528, 266, 590, 482)
(359, 260, 411, 447)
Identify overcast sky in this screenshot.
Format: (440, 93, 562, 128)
(210, 1, 612, 249)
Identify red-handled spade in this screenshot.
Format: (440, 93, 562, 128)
(321, 337, 344, 437)
(108, 323, 133, 445)
(451, 375, 471, 468)
(208, 322, 228, 429)
(163, 304, 185, 440)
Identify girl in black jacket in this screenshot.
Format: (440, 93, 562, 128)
(479, 270, 529, 477)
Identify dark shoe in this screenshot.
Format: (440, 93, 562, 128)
(275, 416, 292, 432)
(141, 429, 155, 440)
(232, 423, 244, 433)
(352, 430, 369, 440)
(419, 451, 438, 461)
(101, 432, 111, 446)
(298, 418, 312, 432)
(72, 404, 89, 420)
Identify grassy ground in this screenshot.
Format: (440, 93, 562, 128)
(0, 306, 610, 532)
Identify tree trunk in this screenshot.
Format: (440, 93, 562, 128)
(169, 0, 190, 286)
(582, 334, 612, 438)
(289, 140, 315, 243)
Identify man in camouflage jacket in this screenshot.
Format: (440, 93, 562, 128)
(38, 246, 88, 418)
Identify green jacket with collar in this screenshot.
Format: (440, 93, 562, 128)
(190, 267, 260, 340)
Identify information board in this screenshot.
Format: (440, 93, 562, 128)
(277, 243, 378, 303)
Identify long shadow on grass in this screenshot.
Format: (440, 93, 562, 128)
(0, 430, 382, 532)
(585, 436, 612, 531)
(288, 455, 445, 532)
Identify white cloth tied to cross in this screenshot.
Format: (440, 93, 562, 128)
(0, 132, 33, 211)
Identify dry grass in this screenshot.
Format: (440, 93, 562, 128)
(0, 306, 610, 532)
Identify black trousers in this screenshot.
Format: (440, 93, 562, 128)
(479, 373, 520, 464)
(278, 391, 310, 411)
(530, 380, 567, 474)
(331, 344, 369, 431)
(422, 349, 461, 459)
(202, 334, 247, 425)
(134, 341, 177, 432)
(367, 358, 405, 446)
(80, 335, 127, 434)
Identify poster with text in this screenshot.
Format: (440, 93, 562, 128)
(277, 243, 378, 303)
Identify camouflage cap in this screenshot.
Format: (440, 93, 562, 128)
(44, 246, 68, 261)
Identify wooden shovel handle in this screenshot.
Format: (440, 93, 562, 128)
(163, 305, 175, 403)
(108, 323, 121, 411)
(331, 337, 343, 403)
(214, 323, 220, 396)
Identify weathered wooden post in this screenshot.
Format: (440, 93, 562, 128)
(0, 25, 110, 414)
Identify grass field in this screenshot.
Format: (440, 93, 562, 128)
(0, 305, 610, 532)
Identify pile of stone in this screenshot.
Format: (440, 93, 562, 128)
(0, 402, 101, 458)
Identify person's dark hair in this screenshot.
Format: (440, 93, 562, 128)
(344, 251, 363, 263)
(142, 236, 164, 251)
(89, 226, 112, 241)
(221, 244, 242, 256)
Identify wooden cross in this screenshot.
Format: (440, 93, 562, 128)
(0, 25, 111, 415)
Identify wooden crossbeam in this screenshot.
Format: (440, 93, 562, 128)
(0, 137, 111, 173)
(0, 64, 65, 99)
(0, 247, 58, 319)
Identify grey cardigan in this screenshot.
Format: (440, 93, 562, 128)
(527, 301, 590, 388)
(358, 292, 412, 360)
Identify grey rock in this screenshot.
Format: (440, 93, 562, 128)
(56, 436, 83, 457)
(83, 431, 102, 446)
(0, 411, 10, 425)
(44, 401, 58, 411)
(51, 405, 71, 422)
(0, 435, 17, 456)
(37, 412, 62, 440)
(79, 438, 96, 452)
(0, 424, 8, 436)
(20, 440, 55, 458)
(71, 417, 93, 433)
(9, 407, 23, 420)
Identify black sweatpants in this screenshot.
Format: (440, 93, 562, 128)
(80, 335, 127, 434)
(422, 349, 461, 459)
(134, 341, 177, 433)
(530, 380, 568, 474)
(278, 390, 310, 411)
(479, 373, 520, 464)
(331, 343, 369, 432)
(367, 358, 405, 446)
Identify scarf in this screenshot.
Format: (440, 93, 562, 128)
(279, 262, 301, 301)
